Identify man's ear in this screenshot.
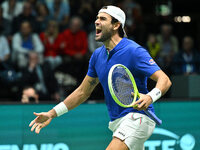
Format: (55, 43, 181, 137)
(113, 22, 121, 31)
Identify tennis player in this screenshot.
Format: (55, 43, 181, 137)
(29, 6, 171, 150)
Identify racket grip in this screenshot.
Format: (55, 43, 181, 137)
(144, 109, 162, 125)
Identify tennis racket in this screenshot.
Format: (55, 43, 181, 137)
(108, 64, 162, 125)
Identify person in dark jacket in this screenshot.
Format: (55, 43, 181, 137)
(22, 51, 60, 101)
(172, 36, 200, 75)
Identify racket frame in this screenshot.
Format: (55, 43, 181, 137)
(108, 64, 140, 108)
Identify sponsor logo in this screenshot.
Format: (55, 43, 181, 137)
(156, 91, 161, 96)
(118, 131, 125, 137)
(145, 128, 195, 150)
(0, 143, 69, 150)
(149, 59, 156, 65)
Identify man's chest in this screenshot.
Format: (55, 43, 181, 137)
(95, 52, 135, 86)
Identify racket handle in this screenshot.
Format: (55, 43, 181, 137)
(144, 109, 162, 125)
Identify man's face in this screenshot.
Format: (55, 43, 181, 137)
(22, 88, 39, 103)
(23, 2, 32, 16)
(70, 18, 81, 33)
(183, 37, 193, 52)
(161, 25, 171, 38)
(21, 22, 31, 36)
(95, 12, 114, 42)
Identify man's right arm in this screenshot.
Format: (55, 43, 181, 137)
(49, 75, 99, 118)
(29, 75, 99, 134)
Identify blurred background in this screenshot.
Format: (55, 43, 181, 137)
(0, 0, 200, 150)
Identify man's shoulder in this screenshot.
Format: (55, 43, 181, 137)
(89, 45, 105, 61)
(93, 45, 105, 54)
(122, 38, 143, 54)
(125, 38, 141, 49)
(13, 32, 21, 38)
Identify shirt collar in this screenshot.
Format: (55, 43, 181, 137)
(105, 37, 127, 60)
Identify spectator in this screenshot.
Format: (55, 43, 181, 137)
(22, 52, 60, 101)
(146, 33, 161, 59)
(121, 0, 145, 43)
(0, 26, 22, 100)
(69, 0, 81, 16)
(21, 86, 39, 103)
(171, 36, 200, 75)
(40, 20, 63, 69)
(78, 0, 96, 32)
(1, 0, 23, 21)
(45, 0, 70, 31)
(12, 21, 44, 69)
(0, 26, 10, 63)
(58, 16, 88, 84)
(35, 2, 50, 33)
(27, 0, 38, 15)
(62, 16, 88, 58)
(157, 24, 179, 72)
(12, 1, 37, 33)
(0, 7, 12, 37)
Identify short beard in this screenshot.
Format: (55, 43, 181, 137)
(95, 30, 112, 42)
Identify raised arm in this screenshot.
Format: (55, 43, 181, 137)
(29, 75, 99, 133)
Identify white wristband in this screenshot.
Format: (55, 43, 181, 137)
(147, 88, 162, 103)
(53, 102, 68, 117)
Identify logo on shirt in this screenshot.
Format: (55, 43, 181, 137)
(149, 59, 155, 65)
(118, 131, 126, 137)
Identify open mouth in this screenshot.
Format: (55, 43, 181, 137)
(96, 29, 102, 35)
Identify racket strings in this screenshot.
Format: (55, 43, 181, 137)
(112, 67, 134, 105)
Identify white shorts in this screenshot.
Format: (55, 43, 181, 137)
(108, 113, 156, 150)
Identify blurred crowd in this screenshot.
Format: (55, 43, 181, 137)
(0, 0, 200, 103)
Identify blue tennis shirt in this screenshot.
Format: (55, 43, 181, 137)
(87, 38, 160, 121)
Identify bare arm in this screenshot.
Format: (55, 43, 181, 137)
(53, 75, 99, 114)
(47, 75, 99, 118)
(150, 70, 172, 96)
(29, 75, 99, 133)
(133, 70, 172, 110)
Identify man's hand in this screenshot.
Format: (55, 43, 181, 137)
(132, 93, 153, 111)
(29, 112, 54, 134)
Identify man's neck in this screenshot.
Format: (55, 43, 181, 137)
(103, 34, 122, 51)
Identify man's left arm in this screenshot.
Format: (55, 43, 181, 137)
(150, 70, 172, 96)
(133, 70, 172, 110)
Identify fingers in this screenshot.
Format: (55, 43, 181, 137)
(133, 98, 143, 106)
(30, 122, 43, 134)
(34, 112, 42, 116)
(29, 112, 52, 134)
(131, 92, 134, 98)
(136, 101, 147, 111)
(30, 119, 51, 134)
(133, 94, 150, 111)
(29, 116, 52, 134)
(29, 116, 39, 127)
(35, 124, 43, 134)
(31, 122, 39, 132)
(29, 112, 41, 127)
